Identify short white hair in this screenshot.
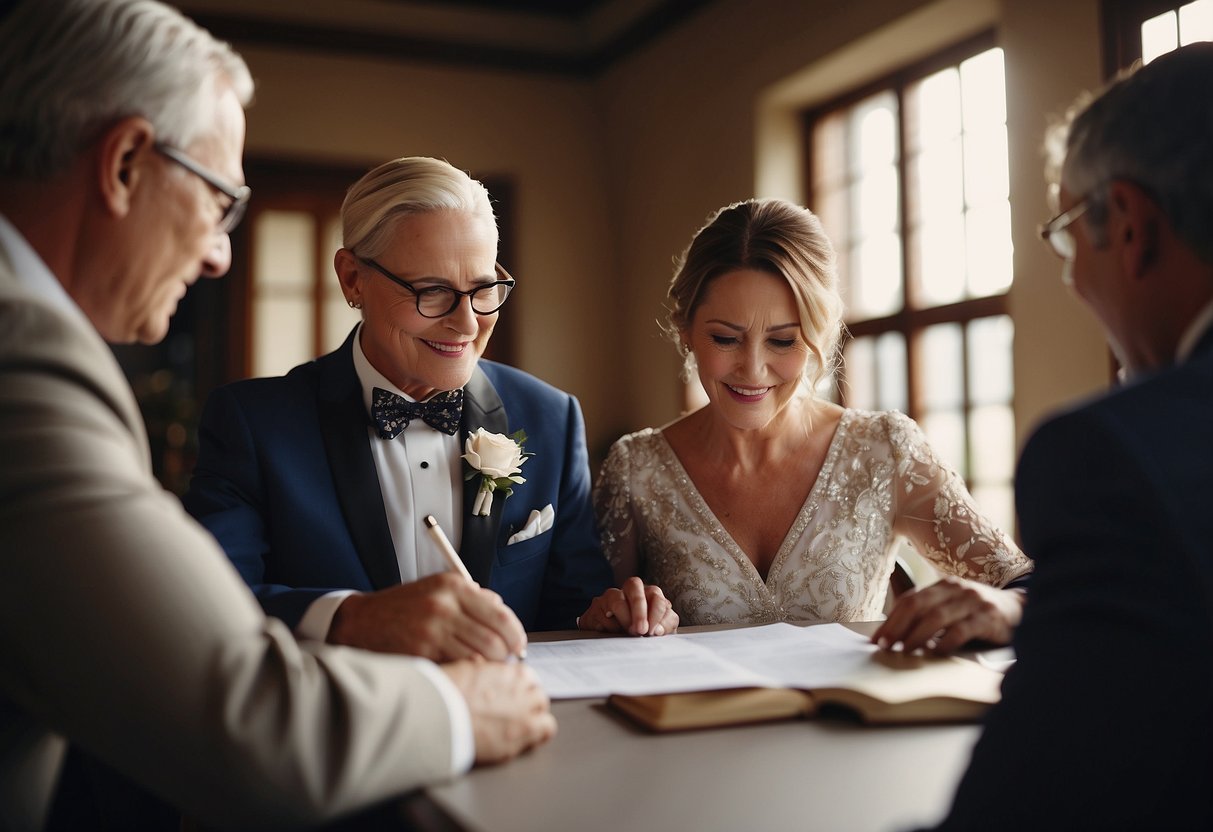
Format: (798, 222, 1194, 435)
(342, 157, 497, 259)
(0, 0, 254, 178)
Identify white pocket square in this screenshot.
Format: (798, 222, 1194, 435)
(507, 504, 554, 545)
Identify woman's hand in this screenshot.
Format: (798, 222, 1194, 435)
(873, 575, 1026, 655)
(577, 577, 679, 636)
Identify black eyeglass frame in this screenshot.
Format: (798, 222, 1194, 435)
(1037, 198, 1090, 261)
(357, 256, 516, 318)
(154, 142, 252, 234)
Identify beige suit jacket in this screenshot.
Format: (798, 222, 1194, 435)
(0, 246, 458, 830)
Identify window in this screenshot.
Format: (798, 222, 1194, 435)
(805, 32, 1016, 534)
(1104, 0, 1213, 71)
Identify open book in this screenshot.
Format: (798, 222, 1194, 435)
(526, 623, 1005, 732)
(608, 649, 1002, 731)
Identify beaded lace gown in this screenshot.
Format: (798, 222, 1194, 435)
(594, 409, 1033, 626)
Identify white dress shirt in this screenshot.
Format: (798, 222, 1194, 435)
(1176, 298, 1213, 364)
(0, 214, 88, 326)
(294, 324, 474, 772)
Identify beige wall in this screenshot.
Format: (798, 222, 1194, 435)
(214, 0, 1118, 462)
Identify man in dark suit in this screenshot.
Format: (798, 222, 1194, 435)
(185, 156, 678, 661)
(930, 43, 1213, 830)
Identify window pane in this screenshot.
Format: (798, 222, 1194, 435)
(843, 333, 907, 411)
(843, 337, 876, 409)
(963, 126, 1010, 207)
(965, 201, 1013, 296)
(875, 332, 908, 411)
(853, 164, 899, 237)
(918, 323, 964, 410)
(851, 92, 898, 174)
(253, 296, 312, 377)
(907, 67, 960, 154)
(969, 403, 1015, 482)
(1142, 10, 1179, 63)
(912, 139, 964, 222)
(967, 315, 1014, 404)
(959, 48, 1006, 130)
(920, 409, 966, 475)
(914, 213, 966, 306)
(971, 483, 1015, 539)
(253, 210, 315, 290)
(850, 231, 902, 318)
(1180, 0, 1213, 45)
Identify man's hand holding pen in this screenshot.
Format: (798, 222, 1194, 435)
(327, 571, 528, 662)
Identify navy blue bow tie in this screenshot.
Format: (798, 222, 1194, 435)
(371, 387, 464, 438)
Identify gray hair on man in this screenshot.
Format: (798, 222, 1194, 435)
(1045, 42, 1213, 264)
(0, 0, 253, 178)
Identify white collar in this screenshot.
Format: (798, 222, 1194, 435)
(0, 213, 91, 330)
(1176, 298, 1213, 364)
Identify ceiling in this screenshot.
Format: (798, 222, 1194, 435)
(177, 0, 716, 77)
(400, 0, 610, 15)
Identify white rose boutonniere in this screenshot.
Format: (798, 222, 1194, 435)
(462, 428, 532, 516)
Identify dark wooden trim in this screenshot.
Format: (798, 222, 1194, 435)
(842, 294, 1009, 339)
(189, 0, 715, 78)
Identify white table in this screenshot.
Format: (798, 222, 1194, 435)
(420, 623, 983, 832)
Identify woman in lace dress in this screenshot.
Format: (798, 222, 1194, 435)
(590, 198, 1032, 654)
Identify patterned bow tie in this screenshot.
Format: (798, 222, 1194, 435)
(371, 387, 464, 438)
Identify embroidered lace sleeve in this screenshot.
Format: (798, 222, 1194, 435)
(885, 412, 1033, 586)
(593, 436, 641, 586)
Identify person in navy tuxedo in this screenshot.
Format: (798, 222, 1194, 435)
(184, 156, 677, 661)
(928, 43, 1213, 831)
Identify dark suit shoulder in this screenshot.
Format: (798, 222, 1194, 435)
(477, 360, 573, 405)
(207, 364, 319, 409)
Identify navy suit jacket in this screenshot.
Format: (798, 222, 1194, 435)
(931, 327, 1213, 831)
(183, 329, 612, 632)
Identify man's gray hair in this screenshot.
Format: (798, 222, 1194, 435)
(0, 0, 253, 178)
(1045, 42, 1213, 263)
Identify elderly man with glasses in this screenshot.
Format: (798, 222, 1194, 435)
(927, 42, 1213, 832)
(183, 156, 678, 667)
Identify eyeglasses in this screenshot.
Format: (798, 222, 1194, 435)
(154, 143, 251, 234)
(1038, 199, 1089, 261)
(358, 256, 516, 318)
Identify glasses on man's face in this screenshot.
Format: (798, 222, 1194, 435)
(154, 143, 251, 234)
(358, 256, 516, 318)
(1038, 199, 1090, 261)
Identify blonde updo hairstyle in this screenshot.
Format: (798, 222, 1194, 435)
(341, 156, 496, 259)
(665, 198, 843, 391)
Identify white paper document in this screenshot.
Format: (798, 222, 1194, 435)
(527, 623, 882, 699)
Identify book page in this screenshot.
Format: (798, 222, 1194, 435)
(526, 633, 771, 698)
(528, 623, 880, 699)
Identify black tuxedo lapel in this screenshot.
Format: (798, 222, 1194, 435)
(459, 365, 507, 585)
(316, 330, 402, 589)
